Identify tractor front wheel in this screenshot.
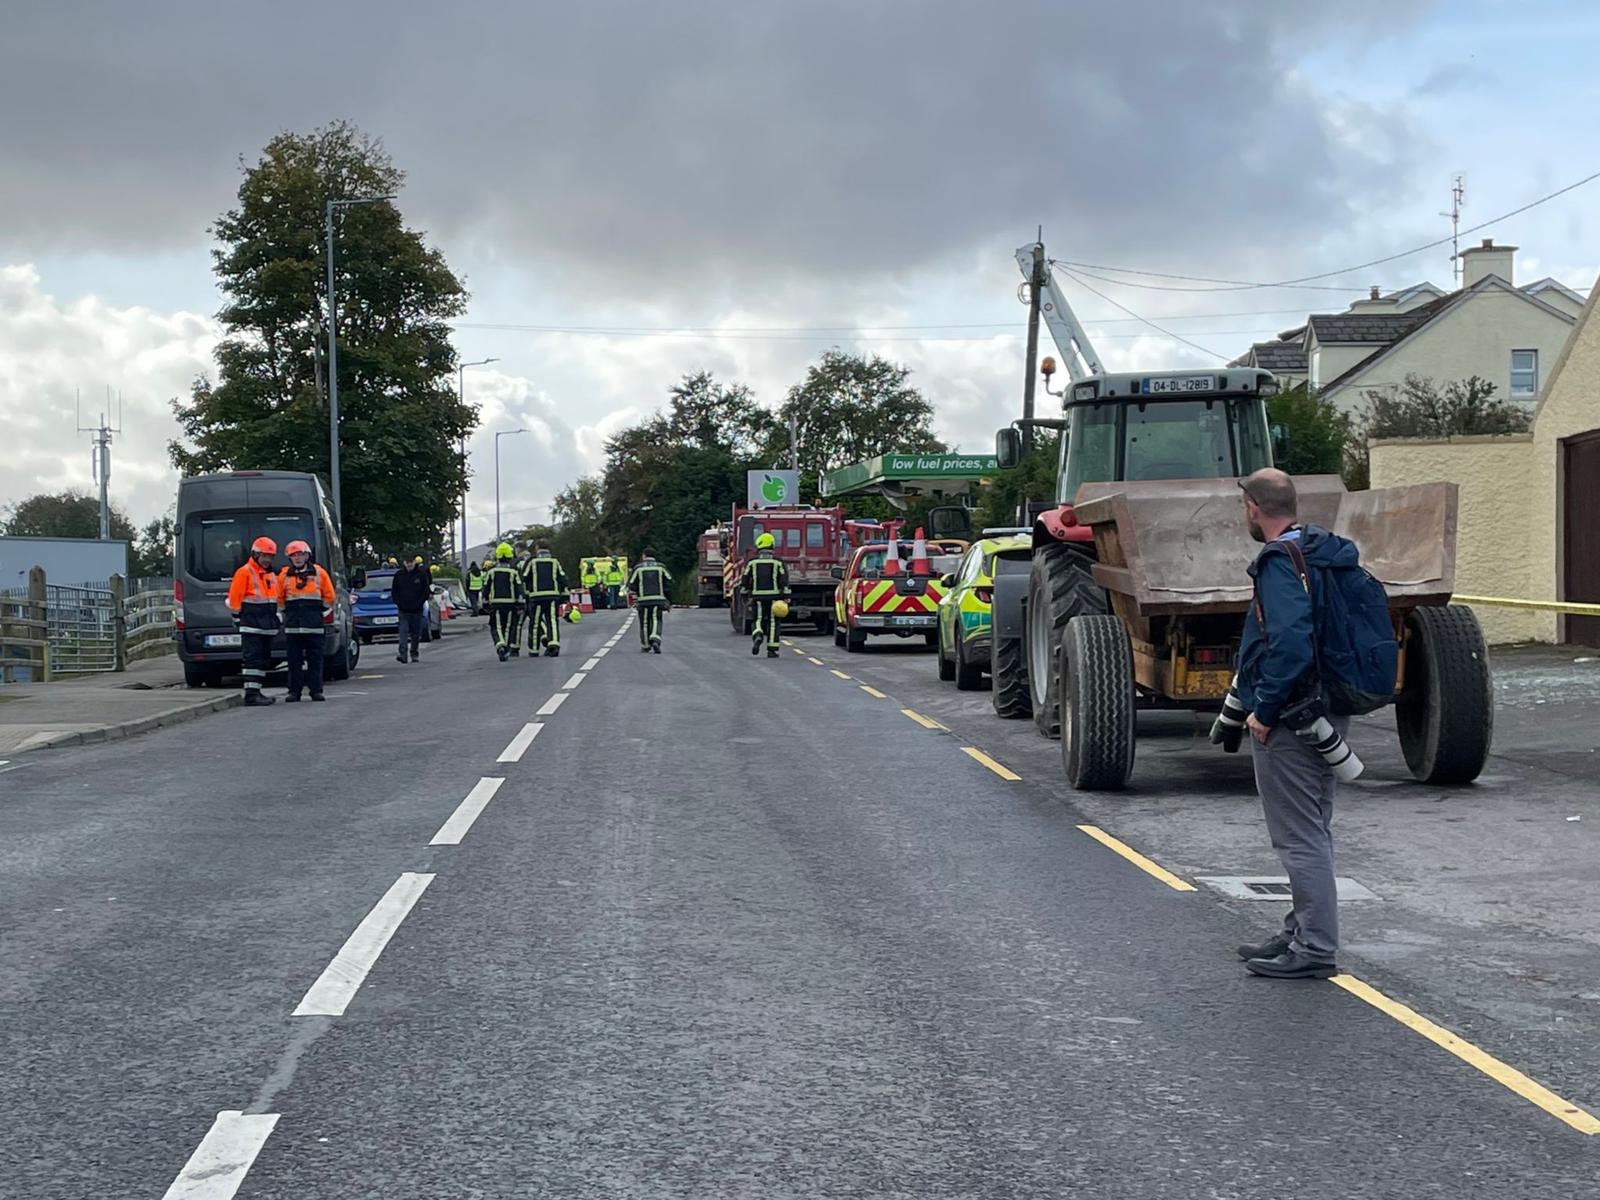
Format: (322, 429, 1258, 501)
(1395, 604, 1493, 784)
(1025, 544, 1108, 739)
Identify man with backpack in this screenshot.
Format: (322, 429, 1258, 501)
(1233, 468, 1394, 981)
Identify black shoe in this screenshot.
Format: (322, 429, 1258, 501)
(497, 646, 508, 662)
(310, 693, 326, 702)
(285, 693, 302, 703)
(1237, 935, 1292, 962)
(509, 648, 520, 657)
(547, 646, 560, 657)
(652, 641, 662, 654)
(396, 654, 408, 663)
(410, 652, 419, 663)
(1245, 950, 1338, 979)
(244, 692, 276, 707)
(640, 644, 652, 653)
(767, 647, 779, 658)
(751, 639, 762, 656)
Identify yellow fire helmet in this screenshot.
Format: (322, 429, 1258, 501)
(756, 532, 776, 550)
(495, 542, 514, 559)
(771, 599, 790, 618)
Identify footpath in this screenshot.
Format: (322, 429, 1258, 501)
(0, 655, 237, 755)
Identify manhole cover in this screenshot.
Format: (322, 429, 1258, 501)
(1196, 876, 1380, 901)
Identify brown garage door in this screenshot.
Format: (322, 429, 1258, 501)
(1563, 429, 1600, 647)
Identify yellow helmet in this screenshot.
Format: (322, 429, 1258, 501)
(756, 532, 776, 550)
(771, 599, 790, 618)
(495, 542, 514, 559)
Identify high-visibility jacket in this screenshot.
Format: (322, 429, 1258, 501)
(466, 566, 485, 591)
(227, 559, 283, 636)
(605, 562, 626, 586)
(483, 562, 524, 605)
(579, 562, 597, 587)
(629, 561, 672, 603)
(743, 553, 788, 598)
(277, 564, 335, 635)
(524, 553, 568, 598)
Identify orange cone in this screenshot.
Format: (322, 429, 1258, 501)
(882, 536, 902, 577)
(910, 527, 931, 577)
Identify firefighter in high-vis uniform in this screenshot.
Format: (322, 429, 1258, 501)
(628, 549, 673, 653)
(524, 544, 570, 657)
(227, 536, 284, 705)
(506, 543, 533, 655)
(278, 539, 335, 702)
(741, 532, 789, 658)
(483, 542, 524, 661)
(605, 557, 627, 609)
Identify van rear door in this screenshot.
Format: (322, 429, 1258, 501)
(178, 509, 315, 635)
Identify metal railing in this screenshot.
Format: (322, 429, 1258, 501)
(38, 581, 119, 675)
(0, 570, 50, 683)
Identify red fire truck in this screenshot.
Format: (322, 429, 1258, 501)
(722, 505, 849, 635)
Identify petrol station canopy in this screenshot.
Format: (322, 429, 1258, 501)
(819, 452, 999, 505)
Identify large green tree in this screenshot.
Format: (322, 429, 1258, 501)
(776, 350, 945, 494)
(3, 490, 137, 543)
(169, 120, 471, 559)
(1345, 373, 1529, 489)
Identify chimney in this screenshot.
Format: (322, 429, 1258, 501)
(1370, 285, 1381, 300)
(1460, 237, 1516, 288)
(1349, 284, 1395, 313)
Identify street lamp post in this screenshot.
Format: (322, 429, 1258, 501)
(456, 357, 499, 565)
(494, 428, 528, 540)
(324, 193, 395, 533)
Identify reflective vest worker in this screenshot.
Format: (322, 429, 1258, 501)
(227, 536, 285, 705)
(524, 545, 570, 657)
(591, 558, 613, 611)
(483, 543, 525, 662)
(629, 550, 673, 653)
(605, 558, 626, 609)
(580, 559, 597, 589)
(278, 540, 336, 702)
(465, 561, 486, 615)
(742, 533, 790, 658)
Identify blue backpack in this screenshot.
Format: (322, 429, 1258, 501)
(1269, 538, 1398, 716)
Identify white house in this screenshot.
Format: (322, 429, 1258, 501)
(1235, 240, 1582, 413)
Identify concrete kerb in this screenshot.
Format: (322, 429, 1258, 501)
(11, 692, 243, 753)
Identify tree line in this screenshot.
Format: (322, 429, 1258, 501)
(501, 353, 946, 596)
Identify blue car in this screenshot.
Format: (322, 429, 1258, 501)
(351, 569, 442, 645)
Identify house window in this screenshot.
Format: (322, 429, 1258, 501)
(1511, 349, 1538, 399)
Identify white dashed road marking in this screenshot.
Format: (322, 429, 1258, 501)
(496, 723, 544, 763)
(563, 672, 586, 690)
(537, 692, 568, 716)
(583, 657, 602, 670)
(430, 777, 507, 845)
(161, 1110, 279, 1199)
(293, 872, 434, 1017)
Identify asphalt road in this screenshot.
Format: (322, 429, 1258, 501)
(1, 610, 1595, 1198)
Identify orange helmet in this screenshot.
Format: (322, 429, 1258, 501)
(251, 537, 278, 556)
(285, 540, 311, 556)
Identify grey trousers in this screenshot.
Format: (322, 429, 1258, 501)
(1250, 719, 1347, 962)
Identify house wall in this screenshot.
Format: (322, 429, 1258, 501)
(1526, 289, 1585, 318)
(1369, 435, 1542, 643)
(1308, 342, 1380, 390)
(1326, 288, 1573, 414)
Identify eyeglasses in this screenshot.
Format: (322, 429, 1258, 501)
(1237, 480, 1257, 505)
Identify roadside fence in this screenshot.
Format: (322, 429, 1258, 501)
(0, 570, 180, 684)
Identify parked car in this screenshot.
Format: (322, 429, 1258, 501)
(173, 470, 359, 687)
(936, 533, 1033, 689)
(352, 569, 442, 644)
(434, 580, 470, 619)
(831, 539, 966, 651)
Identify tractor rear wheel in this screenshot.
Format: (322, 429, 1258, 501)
(991, 636, 1031, 718)
(1060, 614, 1135, 790)
(1026, 544, 1108, 739)
(1395, 604, 1493, 784)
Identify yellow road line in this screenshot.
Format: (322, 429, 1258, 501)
(1454, 594, 1600, 616)
(902, 708, 948, 730)
(1076, 825, 1197, 892)
(1331, 974, 1600, 1135)
(830, 669, 852, 680)
(808, 657, 824, 665)
(860, 685, 887, 699)
(961, 747, 1021, 781)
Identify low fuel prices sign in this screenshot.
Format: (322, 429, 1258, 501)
(747, 469, 800, 509)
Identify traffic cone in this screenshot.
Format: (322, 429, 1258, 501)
(882, 536, 902, 576)
(910, 527, 931, 577)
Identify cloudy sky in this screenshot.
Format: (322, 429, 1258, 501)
(3, 0, 1597, 537)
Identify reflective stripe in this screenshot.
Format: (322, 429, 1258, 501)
(283, 627, 323, 635)
(239, 625, 278, 635)
(240, 596, 278, 606)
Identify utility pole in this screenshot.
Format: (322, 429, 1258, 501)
(1020, 233, 1045, 453)
(78, 388, 122, 540)
(325, 194, 395, 534)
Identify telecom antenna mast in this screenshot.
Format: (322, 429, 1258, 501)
(1443, 174, 1466, 283)
(78, 387, 124, 541)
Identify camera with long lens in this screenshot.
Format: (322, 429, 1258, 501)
(1280, 695, 1364, 782)
(1209, 676, 1247, 753)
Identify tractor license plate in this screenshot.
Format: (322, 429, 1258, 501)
(1143, 374, 1216, 395)
(204, 634, 241, 648)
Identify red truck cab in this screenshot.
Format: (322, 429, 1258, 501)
(725, 505, 847, 634)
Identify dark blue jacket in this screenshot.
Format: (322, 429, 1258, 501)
(1235, 523, 1359, 726)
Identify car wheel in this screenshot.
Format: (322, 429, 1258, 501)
(183, 661, 210, 688)
(834, 622, 846, 647)
(937, 632, 956, 682)
(846, 624, 867, 652)
(954, 633, 984, 691)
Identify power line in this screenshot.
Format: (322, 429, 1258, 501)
(448, 323, 1287, 345)
(1056, 265, 1367, 294)
(1052, 166, 1600, 293)
(1055, 269, 1230, 362)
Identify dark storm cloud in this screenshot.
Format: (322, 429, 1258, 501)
(1, 1, 1428, 290)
